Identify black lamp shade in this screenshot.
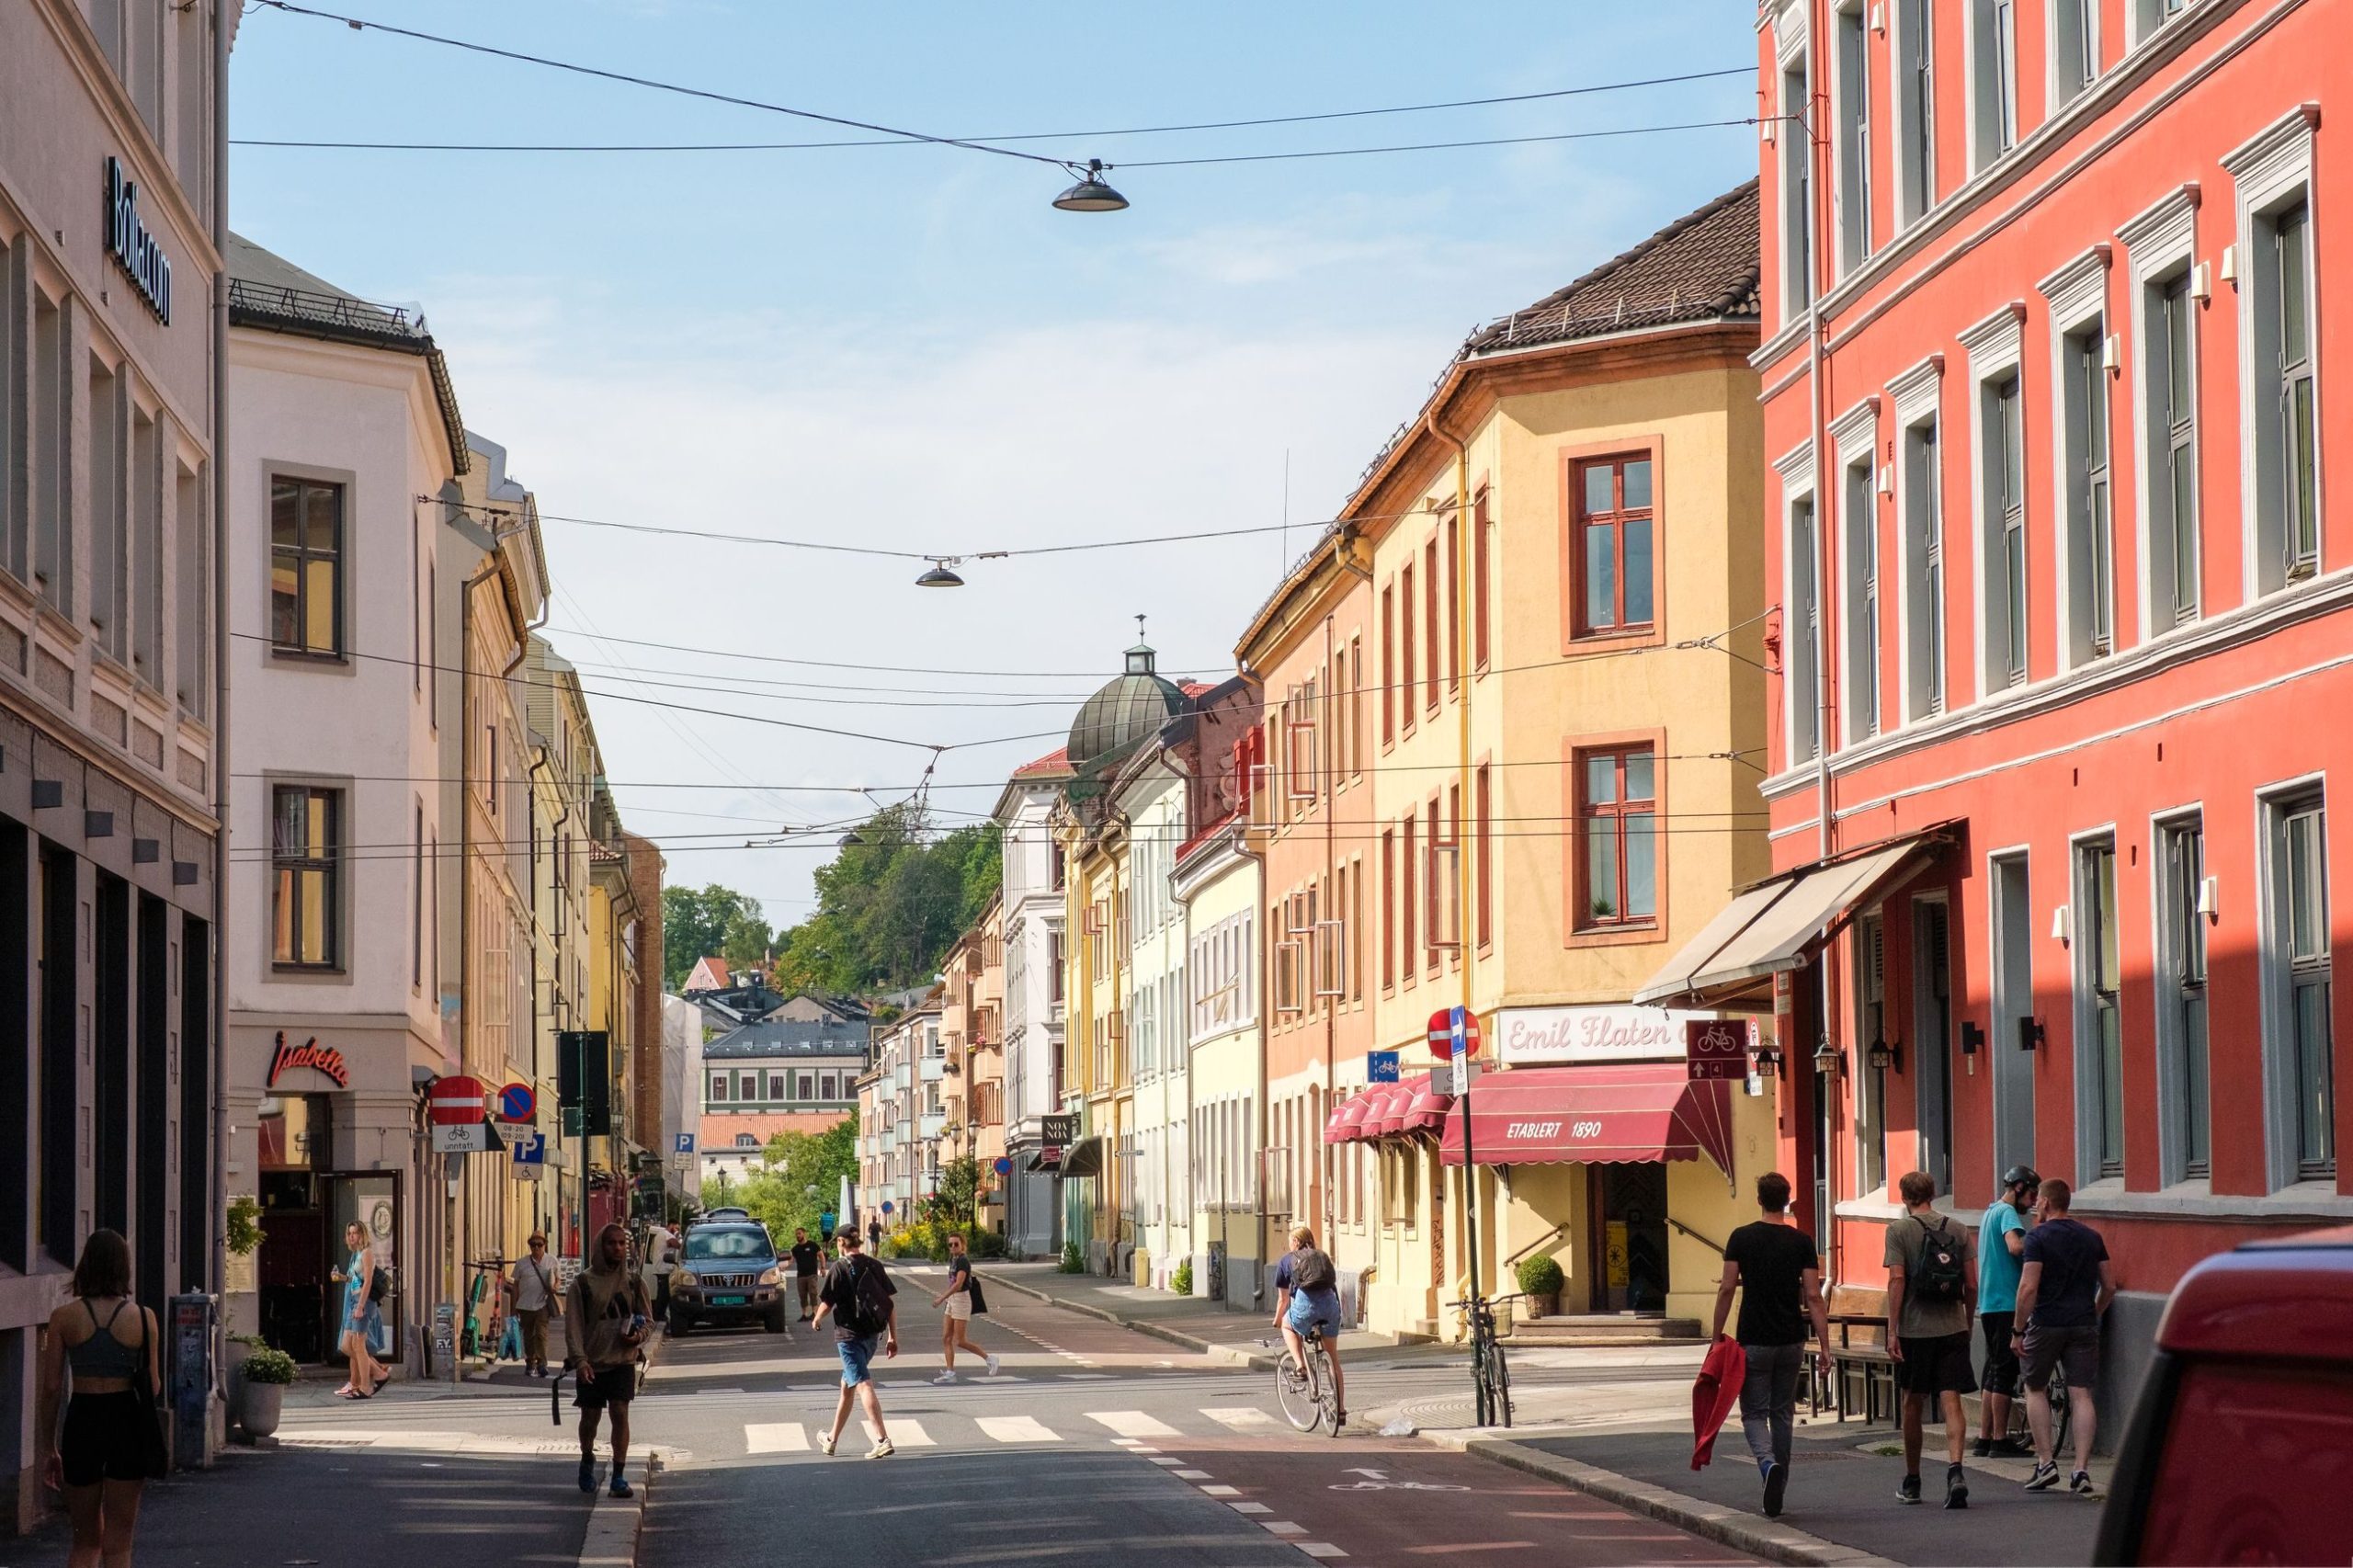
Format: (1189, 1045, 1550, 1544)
(915, 562, 965, 588)
(1052, 161, 1129, 212)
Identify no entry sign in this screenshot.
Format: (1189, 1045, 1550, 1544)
(429, 1074, 486, 1125)
(1426, 1006, 1483, 1061)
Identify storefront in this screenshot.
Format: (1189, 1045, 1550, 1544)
(230, 1021, 427, 1369)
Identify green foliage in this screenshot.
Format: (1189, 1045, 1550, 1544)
(1171, 1257, 1194, 1296)
(733, 1118, 858, 1241)
(242, 1346, 300, 1385)
(662, 884, 771, 990)
(1516, 1253, 1565, 1299)
(1059, 1239, 1086, 1274)
(886, 1221, 949, 1261)
(226, 1195, 264, 1256)
(767, 804, 1002, 994)
(970, 1229, 1007, 1259)
(924, 1157, 983, 1229)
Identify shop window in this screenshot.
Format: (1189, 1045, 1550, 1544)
(1576, 746, 1657, 930)
(1574, 456, 1655, 638)
(271, 785, 342, 969)
(270, 475, 345, 657)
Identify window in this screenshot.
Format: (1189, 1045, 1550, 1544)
(1381, 584, 1396, 745)
(176, 461, 208, 716)
(1836, 2, 1871, 272)
(91, 358, 125, 657)
(1428, 795, 1460, 954)
(766, 1071, 785, 1101)
(0, 238, 18, 584)
(32, 291, 69, 612)
(2051, 0, 2099, 108)
(1475, 763, 1493, 949)
(2063, 320, 2116, 663)
(2131, 0, 2189, 43)
(1842, 456, 1880, 743)
(2270, 796, 2333, 1180)
(412, 800, 425, 988)
(822, 1071, 839, 1101)
(1575, 457, 1655, 637)
(2276, 202, 2319, 580)
(1402, 813, 1417, 978)
(710, 1072, 728, 1102)
(1972, 0, 2019, 169)
(2076, 838, 2123, 1179)
(1048, 931, 1063, 1003)
(2151, 272, 2200, 626)
(1577, 747, 1657, 929)
(738, 1071, 756, 1102)
(1788, 494, 1822, 763)
(270, 785, 340, 969)
(1902, 418, 1947, 719)
(1399, 564, 1415, 729)
(1424, 538, 1440, 710)
(1381, 829, 1396, 990)
(131, 408, 161, 677)
(1779, 60, 1813, 315)
(270, 475, 344, 656)
(1348, 634, 1366, 776)
(797, 1071, 815, 1101)
(1992, 374, 2028, 687)
(1894, 0, 1937, 224)
(2158, 819, 2211, 1180)
(1472, 489, 1492, 668)
(1856, 912, 1888, 1196)
(1445, 511, 1461, 693)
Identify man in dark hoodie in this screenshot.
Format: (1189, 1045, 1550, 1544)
(566, 1223, 652, 1497)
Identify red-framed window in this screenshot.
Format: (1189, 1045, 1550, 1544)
(1576, 745, 1657, 928)
(1574, 456, 1655, 636)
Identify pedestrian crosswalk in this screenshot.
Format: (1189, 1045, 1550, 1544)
(732, 1405, 1301, 1456)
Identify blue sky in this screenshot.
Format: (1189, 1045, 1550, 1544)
(230, 0, 1757, 933)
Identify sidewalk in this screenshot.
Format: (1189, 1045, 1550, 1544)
(989, 1262, 2108, 1566)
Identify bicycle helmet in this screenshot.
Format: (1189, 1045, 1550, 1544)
(2001, 1165, 2041, 1192)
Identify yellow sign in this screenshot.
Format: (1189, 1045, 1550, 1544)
(1605, 1221, 1630, 1288)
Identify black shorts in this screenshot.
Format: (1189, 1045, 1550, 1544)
(61, 1392, 152, 1487)
(1979, 1312, 2019, 1397)
(573, 1364, 639, 1411)
(1896, 1331, 1978, 1398)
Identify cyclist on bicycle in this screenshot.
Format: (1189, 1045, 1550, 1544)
(1273, 1224, 1347, 1430)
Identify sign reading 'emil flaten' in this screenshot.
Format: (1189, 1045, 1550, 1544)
(103, 157, 172, 324)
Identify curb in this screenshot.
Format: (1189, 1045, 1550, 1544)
(1424, 1430, 1894, 1568)
(978, 1269, 1280, 1371)
(576, 1453, 654, 1568)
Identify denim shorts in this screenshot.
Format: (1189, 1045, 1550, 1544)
(835, 1335, 880, 1386)
(1285, 1292, 1342, 1339)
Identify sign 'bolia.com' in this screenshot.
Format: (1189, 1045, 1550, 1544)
(103, 157, 171, 324)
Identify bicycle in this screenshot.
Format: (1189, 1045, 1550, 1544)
(1446, 1294, 1519, 1429)
(1272, 1324, 1344, 1437)
(2009, 1357, 2073, 1462)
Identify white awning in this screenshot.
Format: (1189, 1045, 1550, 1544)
(1634, 836, 1938, 1008)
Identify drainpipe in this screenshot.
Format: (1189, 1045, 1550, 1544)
(208, 0, 232, 1385)
(1426, 403, 1478, 1303)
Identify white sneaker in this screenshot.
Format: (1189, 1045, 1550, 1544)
(816, 1431, 837, 1456)
(866, 1438, 895, 1459)
(983, 1353, 1001, 1377)
(933, 1369, 959, 1384)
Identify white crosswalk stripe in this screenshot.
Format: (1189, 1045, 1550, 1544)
(1086, 1410, 1179, 1438)
(973, 1415, 1061, 1444)
(1200, 1407, 1279, 1430)
(744, 1422, 808, 1454)
(864, 1418, 936, 1448)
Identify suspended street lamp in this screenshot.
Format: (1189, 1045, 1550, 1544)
(915, 557, 966, 587)
(1051, 158, 1129, 212)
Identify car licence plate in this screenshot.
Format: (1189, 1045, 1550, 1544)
(709, 1295, 745, 1307)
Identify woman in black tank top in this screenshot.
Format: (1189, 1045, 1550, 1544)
(35, 1230, 161, 1564)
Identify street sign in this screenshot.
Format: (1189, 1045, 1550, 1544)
(881, 1200, 894, 1214)
(430, 1120, 502, 1154)
(1366, 1050, 1401, 1084)
(1685, 1017, 1753, 1081)
(674, 1132, 696, 1156)
(512, 1131, 547, 1181)
(1039, 1114, 1077, 1145)
(428, 1074, 486, 1125)
(495, 1082, 536, 1123)
(1433, 1058, 1483, 1096)
(1427, 1006, 1483, 1061)
(993, 1156, 1013, 1175)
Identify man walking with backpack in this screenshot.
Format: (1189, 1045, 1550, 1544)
(813, 1228, 899, 1459)
(1884, 1169, 1977, 1508)
(1273, 1224, 1347, 1430)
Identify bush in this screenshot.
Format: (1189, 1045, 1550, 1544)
(226, 1196, 264, 1256)
(1171, 1258, 1194, 1297)
(242, 1346, 300, 1385)
(1059, 1239, 1086, 1274)
(1516, 1253, 1565, 1300)
(971, 1229, 1007, 1259)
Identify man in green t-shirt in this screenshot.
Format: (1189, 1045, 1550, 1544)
(1884, 1170, 1978, 1509)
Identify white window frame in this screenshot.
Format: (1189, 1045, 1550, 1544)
(2148, 806, 2211, 1187)
(2224, 107, 2322, 600)
(2047, 0, 2101, 112)
(1890, 356, 1947, 723)
(1965, 0, 2020, 173)
(2040, 247, 2116, 670)
(1830, 400, 1881, 746)
(2069, 826, 2124, 1186)
(2256, 777, 2334, 1190)
(1776, 16, 1814, 322)
(1891, 0, 1937, 227)
(1832, 0, 1873, 276)
(1776, 442, 1822, 768)
(2126, 0, 2190, 51)
(1961, 303, 2028, 699)
(2118, 187, 2204, 641)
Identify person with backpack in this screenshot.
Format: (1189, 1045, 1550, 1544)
(813, 1227, 900, 1458)
(1884, 1169, 1978, 1508)
(566, 1222, 654, 1498)
(1273, 1224, 1347, 1430)
(929, 1233, 999, 1383)
(335, 1221, 390, 1398)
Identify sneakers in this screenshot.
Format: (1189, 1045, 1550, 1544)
(1896, 1473, 1922, 1505)
(984, 1353, 1002, 1378)
(2025, 1461, 2063, 1492)
(2071, 1470, 2097, 1497)
(577, 1455, 597, 1494)
(816, 1431, 837, 1456)
(933, 1369, 960, 1384)
(1762, 1460, 1789, 1518)
(609, 1473, 632, 1499)
(1945, 1465, 1970, 1510)
(866, 1438, 895, 1460)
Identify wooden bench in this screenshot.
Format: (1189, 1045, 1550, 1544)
(1823, 1286, 1895, 1426)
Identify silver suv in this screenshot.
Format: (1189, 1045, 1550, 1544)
(667, 1221, 788, 1335)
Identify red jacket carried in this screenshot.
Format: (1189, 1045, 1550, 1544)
(1690, 1336, 1747, 1470)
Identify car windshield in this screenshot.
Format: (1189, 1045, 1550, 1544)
(684, 1227, 772, 1261)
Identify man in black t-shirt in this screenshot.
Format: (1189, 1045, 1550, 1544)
(790, 1229, 824, 1323)
(812, 1229, 898, 1458)
(1713, 1171, 1831, 1519)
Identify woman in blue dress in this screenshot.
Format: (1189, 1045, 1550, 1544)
(335, 1221, 388, 1398)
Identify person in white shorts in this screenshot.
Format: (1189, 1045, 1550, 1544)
(929, 1233, 998, 1383)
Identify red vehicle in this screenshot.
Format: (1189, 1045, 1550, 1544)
(2095, 1227, 2353, 1565)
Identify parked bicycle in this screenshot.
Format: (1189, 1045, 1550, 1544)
(2010, 1357, 2073, 1460)
(1271, 1324, 1344, 1436)
(1446, 1293, 1519, 1429)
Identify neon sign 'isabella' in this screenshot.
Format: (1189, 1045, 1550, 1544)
(267, 1031, 349, 1089)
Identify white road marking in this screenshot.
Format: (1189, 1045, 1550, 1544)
(1199, 1483, 1241, 1496)
(863, 1418, 934, 1448)
(974, 1415, 1061, 1444)
(1108, 1437, 1142, 1448)
(1202, 1407, 1279, 1430)
(1173, 1469, 1212, 1480)
(1087, 1411, 1179, 1437)
(1296, 1544, 1347, 1559)
(1230, 1503, 1272, 1516)
(1061, 1372, 1114, 1381)
(744, 1423, 807, 1454)
(1146, 1457, 1184, 1467)
(1263, 1522, 1307, 1537)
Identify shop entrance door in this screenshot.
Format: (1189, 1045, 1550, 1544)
(320, 1172, 404, 1366)
(1590, 1163, 1670, 1313)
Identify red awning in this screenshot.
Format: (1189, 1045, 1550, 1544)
(1438, 1062, 1734, 1176)
(1365, 1083, 1410, 1139)
(1324, 1094, 1372, 1144)
(1399, 1074, 1452, 1135)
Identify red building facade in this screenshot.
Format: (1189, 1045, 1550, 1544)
(1715, 0, 2347, 1393)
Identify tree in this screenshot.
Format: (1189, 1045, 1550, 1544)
(661, 883, 767, 990)
(924, 1155, 983, 1231)
(736, 1118, 858, 1240)
(765, 805, 1002, 994)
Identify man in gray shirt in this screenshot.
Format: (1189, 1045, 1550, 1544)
(1883, 1170, 1977, 1509)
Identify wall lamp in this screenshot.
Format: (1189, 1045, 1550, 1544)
(1813, 1038, 1844, 1078)
(1866, 1035, 1903, 1074)
(2018, 1017, 2047, 1051)
(1961, 1020, 1985, 1074)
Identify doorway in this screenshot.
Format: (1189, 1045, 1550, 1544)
(1991, 854, 2037, 1181)
(1589, 1163, 1669, 1313)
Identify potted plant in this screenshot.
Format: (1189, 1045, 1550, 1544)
(239, 1346, 299, 1439)
(1516, 1254, 1566, 1319)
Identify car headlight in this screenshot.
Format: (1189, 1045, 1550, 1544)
(756, 1267, 781, 1286)
(675, 1275, 699, 1294)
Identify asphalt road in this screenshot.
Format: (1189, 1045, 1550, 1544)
(630, 1264, 1754, 1567)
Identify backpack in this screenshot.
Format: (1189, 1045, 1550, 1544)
(1908, 1217, 1967, 1304)
(1291, 1247, 1336, 1292)
(368, 1265, 392, 1305)
(835, 1256, 894, 1335)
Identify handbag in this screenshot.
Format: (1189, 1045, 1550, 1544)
(125, 1306, 170, 1479)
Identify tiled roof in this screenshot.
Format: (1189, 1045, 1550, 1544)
(1011, 747, 1073, 779)
(694, 957, 731, 987)
(1466, 180, 1761, 355)
(697, 1110, 854, 1150)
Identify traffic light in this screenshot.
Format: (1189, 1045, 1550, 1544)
(557, 1030, 611, 1136)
